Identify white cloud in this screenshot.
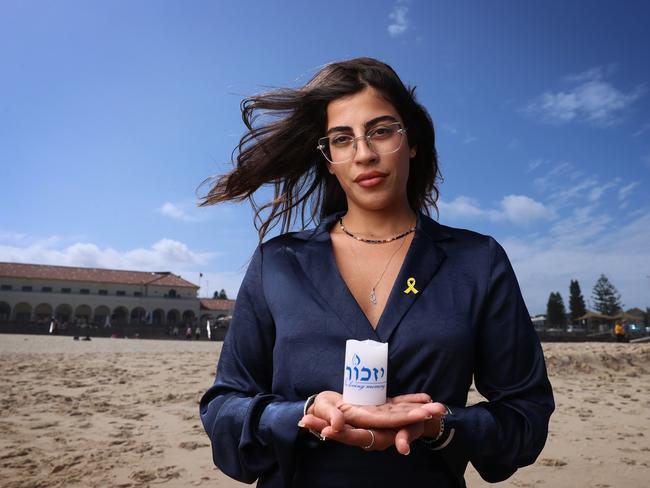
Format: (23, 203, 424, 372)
(388, 3, 409, 37)
(503, 212, 650, 314)
(158, 202, 199, 222)
(531, 161, 625, 210)
(440, 186, 650, 313)
(0, 235, 245, 299)
(438, 196, 485, 220)
(548, 177, 598, 207)
(441, 193, 650, 313)
(0, 232, 27, 244)
(548, 205, 612, 246)
(497, 195, 552, 225)
(438, 123, 476, 144)
(440, 122, 458, 135)
(462, 135, 477, 144)
(632, 122, 650, 137)
(532, 161, 580, 192)
(587, 179, 620, 202)
(0, 238, 216, 271)
(562, 65, 616, 84)
(617, 181, 640, 209)
(524, 67, 645, 126)
(440, 195, 553, 226)
(527, 158, 546, 172)
(531, 160, 641, 214)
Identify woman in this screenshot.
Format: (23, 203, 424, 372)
(199, 58, 554, 487)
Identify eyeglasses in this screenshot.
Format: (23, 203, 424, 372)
(317, 122, 407, 164)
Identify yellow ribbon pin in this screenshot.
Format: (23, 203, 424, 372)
(403, 277, 419, 295)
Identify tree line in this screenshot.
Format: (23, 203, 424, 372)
(546, 274, 626, 327)
(212, 289, 229, 299)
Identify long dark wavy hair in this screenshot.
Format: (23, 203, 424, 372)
(199, 57, 440, 241)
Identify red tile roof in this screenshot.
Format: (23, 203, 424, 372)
(0, 262, 198, 288)
(200, 299, 236, 311)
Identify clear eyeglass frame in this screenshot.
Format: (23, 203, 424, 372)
(316, 122, 407, 164)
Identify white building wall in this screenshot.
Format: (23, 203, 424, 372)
(0, 276, 199, 324)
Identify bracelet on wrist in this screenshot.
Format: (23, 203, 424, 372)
(302, 394, 326, 441)
(420, 416, 445, 445)
(303, 394, 318, 416)
(419, 405, 453, 449)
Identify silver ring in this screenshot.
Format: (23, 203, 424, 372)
(362, 429, 375, 450)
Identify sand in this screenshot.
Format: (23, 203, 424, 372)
(1, 335, 649, 487)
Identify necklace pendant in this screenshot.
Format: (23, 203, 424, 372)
(370, 288, 377, 305)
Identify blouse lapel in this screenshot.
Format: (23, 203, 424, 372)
(375, 212, 450, 342)
(287, 211, 450, 342)
(289, 212, 376, 339)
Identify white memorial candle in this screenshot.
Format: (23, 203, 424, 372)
(342, 339, 388, 405)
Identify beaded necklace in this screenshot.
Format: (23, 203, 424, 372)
(338, 217, 416, 244)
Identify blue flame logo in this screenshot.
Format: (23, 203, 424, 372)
(345, 354, 385, 383)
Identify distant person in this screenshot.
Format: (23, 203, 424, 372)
(185, 325, 192, 340)
(195, 325, 201, 340)
(79, 321, 90, 341)
(172, 325, 179, 337)
(614, 322, 625, 342)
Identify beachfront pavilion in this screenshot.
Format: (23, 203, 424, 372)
(577, 311, 615, 333)
(577, 309, 646, 333)
(0, 262, 201, 328)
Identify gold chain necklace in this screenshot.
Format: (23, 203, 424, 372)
(339, 216, 415, 305)
(368, 237, 408, 305)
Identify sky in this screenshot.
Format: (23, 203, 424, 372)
(1, 0, 649, 315)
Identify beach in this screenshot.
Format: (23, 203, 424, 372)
(1, 335, 649, 487)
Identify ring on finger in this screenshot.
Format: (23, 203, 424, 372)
(362, 429, 375, 450)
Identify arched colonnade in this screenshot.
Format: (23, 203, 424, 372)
(0, 301, 197, 326)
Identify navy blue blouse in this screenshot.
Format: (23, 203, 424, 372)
(200, 211, 554, 487)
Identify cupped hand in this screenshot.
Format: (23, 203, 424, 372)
(339, 393, 447, 429)
(299, 391, 400, 452)
(298, 392, 446, 455)
(299, 413, 398, 451)
(298, 412, 432, 455)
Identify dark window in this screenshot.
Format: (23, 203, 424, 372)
(61, 288, 71, 293)
(168, 289, 177, 298)
(116, 290, 126, 296)
(98, 289, 108, 295)
(42, 286, 52, 293)
(22, 286, 33, 292)
(134, 291, 142, 297)
(80, 289, 90, 295)
(1, 284, 12, 291)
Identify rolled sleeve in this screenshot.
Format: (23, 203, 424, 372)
(199, 245, 304, 486)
